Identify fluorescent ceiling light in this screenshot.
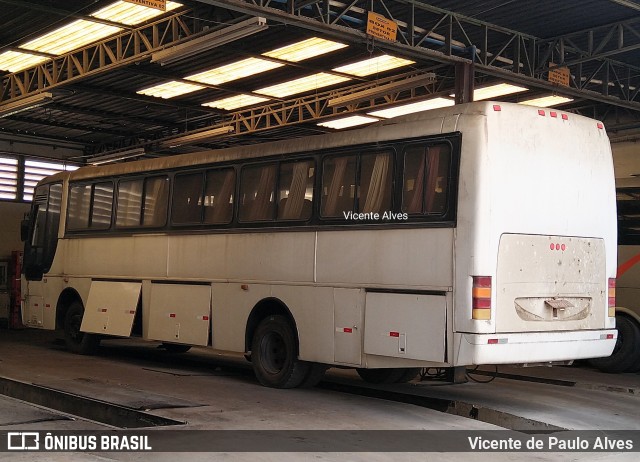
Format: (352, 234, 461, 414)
(318, 115, 379, 130)
(457, 83, 528, 101)
(137, 80, 205, 98)
(0, 92, 53, 118)
(368, 97, 454, 119)
(90, 147, 146, 166)
(21, 20, 122, 55)
(151, 17, 267, 65)
(333, 55, 415, 77)
(518, 95, 574, 107)
(0, 50, 49, 73)
(256, 73, 351, 98)
(188, 58, 283, 86)
(91, 1, 182, 25)
(161, 126, 235, 147)
(328, 73, 436, 107)
(263, 37, 347, 62)
(202, 94, 270, 111)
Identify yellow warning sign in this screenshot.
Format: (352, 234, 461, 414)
(548, 63, 570, 87)
(366, 12, 398, 41)
(124, 0, 166, 11)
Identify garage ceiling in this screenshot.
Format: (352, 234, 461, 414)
(2, 0, 640, 166)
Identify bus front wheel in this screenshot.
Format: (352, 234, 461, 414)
(251, 315, 309, 388)
(63, 301, 100, 355)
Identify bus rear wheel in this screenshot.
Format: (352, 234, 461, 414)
(63, 301, 100, 355)
(589, 316, 640, 373)
(356, 367, 420, 384)
(251, 315, 309, 388)
(162, 343, 191, 353)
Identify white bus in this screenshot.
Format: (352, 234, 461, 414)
(589, 178, 640, 373)
(21, 101, 618, 388)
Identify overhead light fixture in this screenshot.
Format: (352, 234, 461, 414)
(0, 50, 49, 73)
(328, 73, 436, 107)
(161, 126, 235, 148)
(202, 94, 270, 111)
(151, 17, 267, 65)
(188, 57, 283, 86)
(333, 55, 415, 77)
(137, 80, 206, 99)
(256, 72, 351, 98)
(318, 115, 380, 130)
(91, 1, 182, 26)
(21, 20, 122, 55)
(448, 82, 528, 101)
(518, 95, 574, 107)
(90, 147, 146, 166)
(368, 97, 454, 119)
(0, 92, 54, 118)
(263, 37, 347, 62)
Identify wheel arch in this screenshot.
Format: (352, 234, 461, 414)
(55, 288, 83, 330)
(245, 297, 299, 354)
(616, 307, 640, 327)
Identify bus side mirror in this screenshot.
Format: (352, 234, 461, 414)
(20, 219, 29, 242)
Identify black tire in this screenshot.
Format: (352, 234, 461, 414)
(162, 343, 192, 353)
(300, 363, 328, 388)
(63, 301, 100, 355)
(589, 316, 640, 373)
(356, 368, 409, 384)
(396, 368, 422, 383)
(251, 315, 310, 388)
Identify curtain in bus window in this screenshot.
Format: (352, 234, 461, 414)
(403, 147, 426, 214)
(361, 152, 392, 213)
(172, 173, 204, 224)
(116, 179, 143, 227)
(143, 176, 169, 227)
(322, 155, 356, 217)
(240, 164, 276, 222)
(90, 182, 114, 229)
(67, 184, 92, 230)
(204, 169, 235, 224)
(425, 145, 450, 214)
(278, 161, 314, 220)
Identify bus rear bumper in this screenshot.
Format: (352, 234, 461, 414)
(455, 329, 617, 366)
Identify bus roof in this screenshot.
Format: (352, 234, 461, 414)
(42, 101, 604, 184)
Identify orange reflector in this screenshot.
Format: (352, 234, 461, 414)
(550, 111, 557, 118)
(493, 104, 501, 111)
(538, 109, 545, 116)
(597, 122, 604, 129)
(562, 114, 568, 120)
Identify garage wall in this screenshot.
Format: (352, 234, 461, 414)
(612, 141, 640, 179)
(0, 202, 29, 260)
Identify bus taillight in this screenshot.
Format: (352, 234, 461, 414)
(472, 276, 492, 320)
(608, 278, 616, 317)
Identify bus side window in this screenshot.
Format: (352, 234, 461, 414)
(143, 176, 169, 227)
(402, 144, 451, 215)
(116, 176, 169, 228)
(90, 182, 114, 229)
(359, 151, 392, 214)
(277, 160, 314, 221)
(172, 172, 204, 224)
(204, 168, 235, 224)
(68, 184, 92, 230)
(239, 164, 277, 222)
(321, 155, 356, 217)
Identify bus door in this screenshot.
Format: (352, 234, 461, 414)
(22, 183, 62, 327)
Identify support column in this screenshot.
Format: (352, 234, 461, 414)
(454, 62, 475, 104)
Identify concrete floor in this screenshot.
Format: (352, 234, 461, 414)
(0, 329, 639, 461)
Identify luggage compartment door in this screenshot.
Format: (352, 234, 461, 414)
(82, 281, 141, 336)
(363, 292, 446, 362)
